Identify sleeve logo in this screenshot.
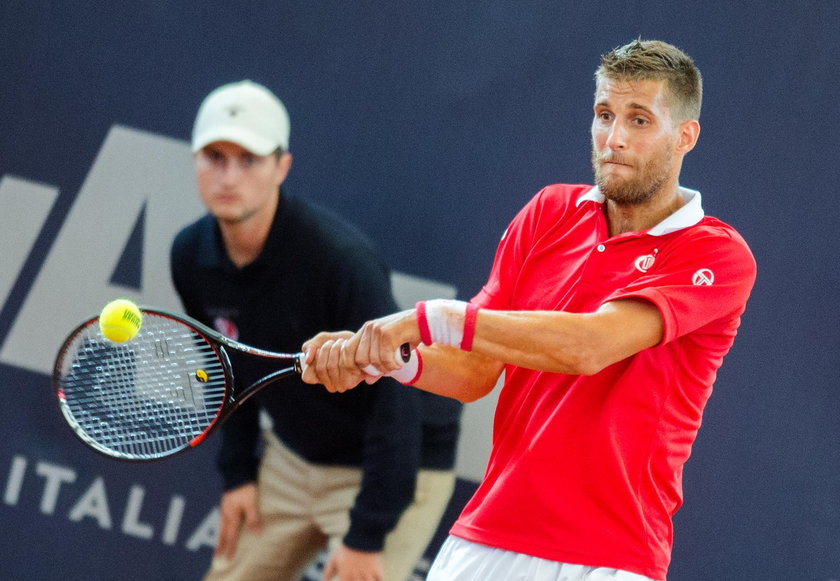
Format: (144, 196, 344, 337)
(692, 269, 714, 286)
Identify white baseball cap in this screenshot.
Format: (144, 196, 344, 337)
(191, 80, 290, 155)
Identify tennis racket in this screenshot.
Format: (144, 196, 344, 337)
(52, 307, 305, 462)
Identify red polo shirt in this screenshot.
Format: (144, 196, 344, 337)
(451, 184, 756, 580)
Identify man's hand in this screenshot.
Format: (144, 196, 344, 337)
(302, 308, 423, 393)
(321, 544, 384, 581)
(353, 309, 422, 374)
(214, 483, 262, 559)
(302, 331, 369, 393)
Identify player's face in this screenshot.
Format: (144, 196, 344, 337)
(194, 141, 291, 226)
(590, 78, 681, 205)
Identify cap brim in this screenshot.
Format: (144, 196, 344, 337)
(191, 125, 279, 155)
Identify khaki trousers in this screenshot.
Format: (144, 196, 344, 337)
(204, 431, 455, 581)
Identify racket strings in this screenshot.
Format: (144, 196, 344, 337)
(56, 314, 228, 460)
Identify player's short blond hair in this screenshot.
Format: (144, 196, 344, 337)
(595, 39, 703, 124)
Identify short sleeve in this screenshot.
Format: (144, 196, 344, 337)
(609, 226, 756, 344)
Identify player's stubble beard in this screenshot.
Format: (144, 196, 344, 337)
(591, 137, 675, 206)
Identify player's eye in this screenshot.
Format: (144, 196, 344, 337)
(240, 154, 260, 167)
(204, 150, 225, 164)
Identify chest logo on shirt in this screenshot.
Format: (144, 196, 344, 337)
(213, 316, 239, 341)
(634, 249, 658, 273)
(692, 269, 715, 286)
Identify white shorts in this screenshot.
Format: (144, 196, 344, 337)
(427, 536, 659, 581)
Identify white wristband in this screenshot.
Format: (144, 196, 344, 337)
(417, 299, 479, 351)
(424, 299, 466, 347)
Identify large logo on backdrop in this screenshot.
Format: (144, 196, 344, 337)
(0, 126, 233, 563)
(0, 124, 460, 579)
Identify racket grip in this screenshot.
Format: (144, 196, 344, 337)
(362, 343, 417, 383)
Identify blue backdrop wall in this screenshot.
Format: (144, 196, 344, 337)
(1, 2, 839, 580)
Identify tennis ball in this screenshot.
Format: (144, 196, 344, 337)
(99, 299, 143, 343)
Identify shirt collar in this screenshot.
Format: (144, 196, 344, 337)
(576, 185, 704, 236)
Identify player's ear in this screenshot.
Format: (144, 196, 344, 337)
(274, 152, 293, 185)
(675, 119, 700, 155)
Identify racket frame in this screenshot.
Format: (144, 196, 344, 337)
(52, 307, 303, 462)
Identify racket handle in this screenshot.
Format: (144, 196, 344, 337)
(362, 343, 417, 383)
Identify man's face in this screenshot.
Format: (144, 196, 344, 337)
(590, 77, 681, 205)
(194, 141, 290, 225)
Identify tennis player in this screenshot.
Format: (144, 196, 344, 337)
(302, 39, 757, 581)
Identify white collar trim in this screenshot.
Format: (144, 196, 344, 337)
(576, 185, 704, 236)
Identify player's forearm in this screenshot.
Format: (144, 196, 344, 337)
(469, 300, 663, 375)
(470, 309, 602, 375)
(412, 345, 503, 402)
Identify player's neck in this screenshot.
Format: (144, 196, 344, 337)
(605, 185, 685, 237)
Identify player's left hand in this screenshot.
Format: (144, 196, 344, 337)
(302, 331, 368, 392)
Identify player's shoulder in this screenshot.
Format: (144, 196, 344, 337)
(172, 213, 215, 255)
(512, 183, 594, 227)
(691, 215, 753, 253)
(285, 195, 380, 255)
(676, 215, 756, 274)
(528, 183, 595, 213)
(534, 183, 593, 203)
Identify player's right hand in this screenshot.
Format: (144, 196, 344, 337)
(353, 308, 422, 375)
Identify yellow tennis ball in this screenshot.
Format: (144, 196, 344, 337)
(99, 299, 143, 343)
